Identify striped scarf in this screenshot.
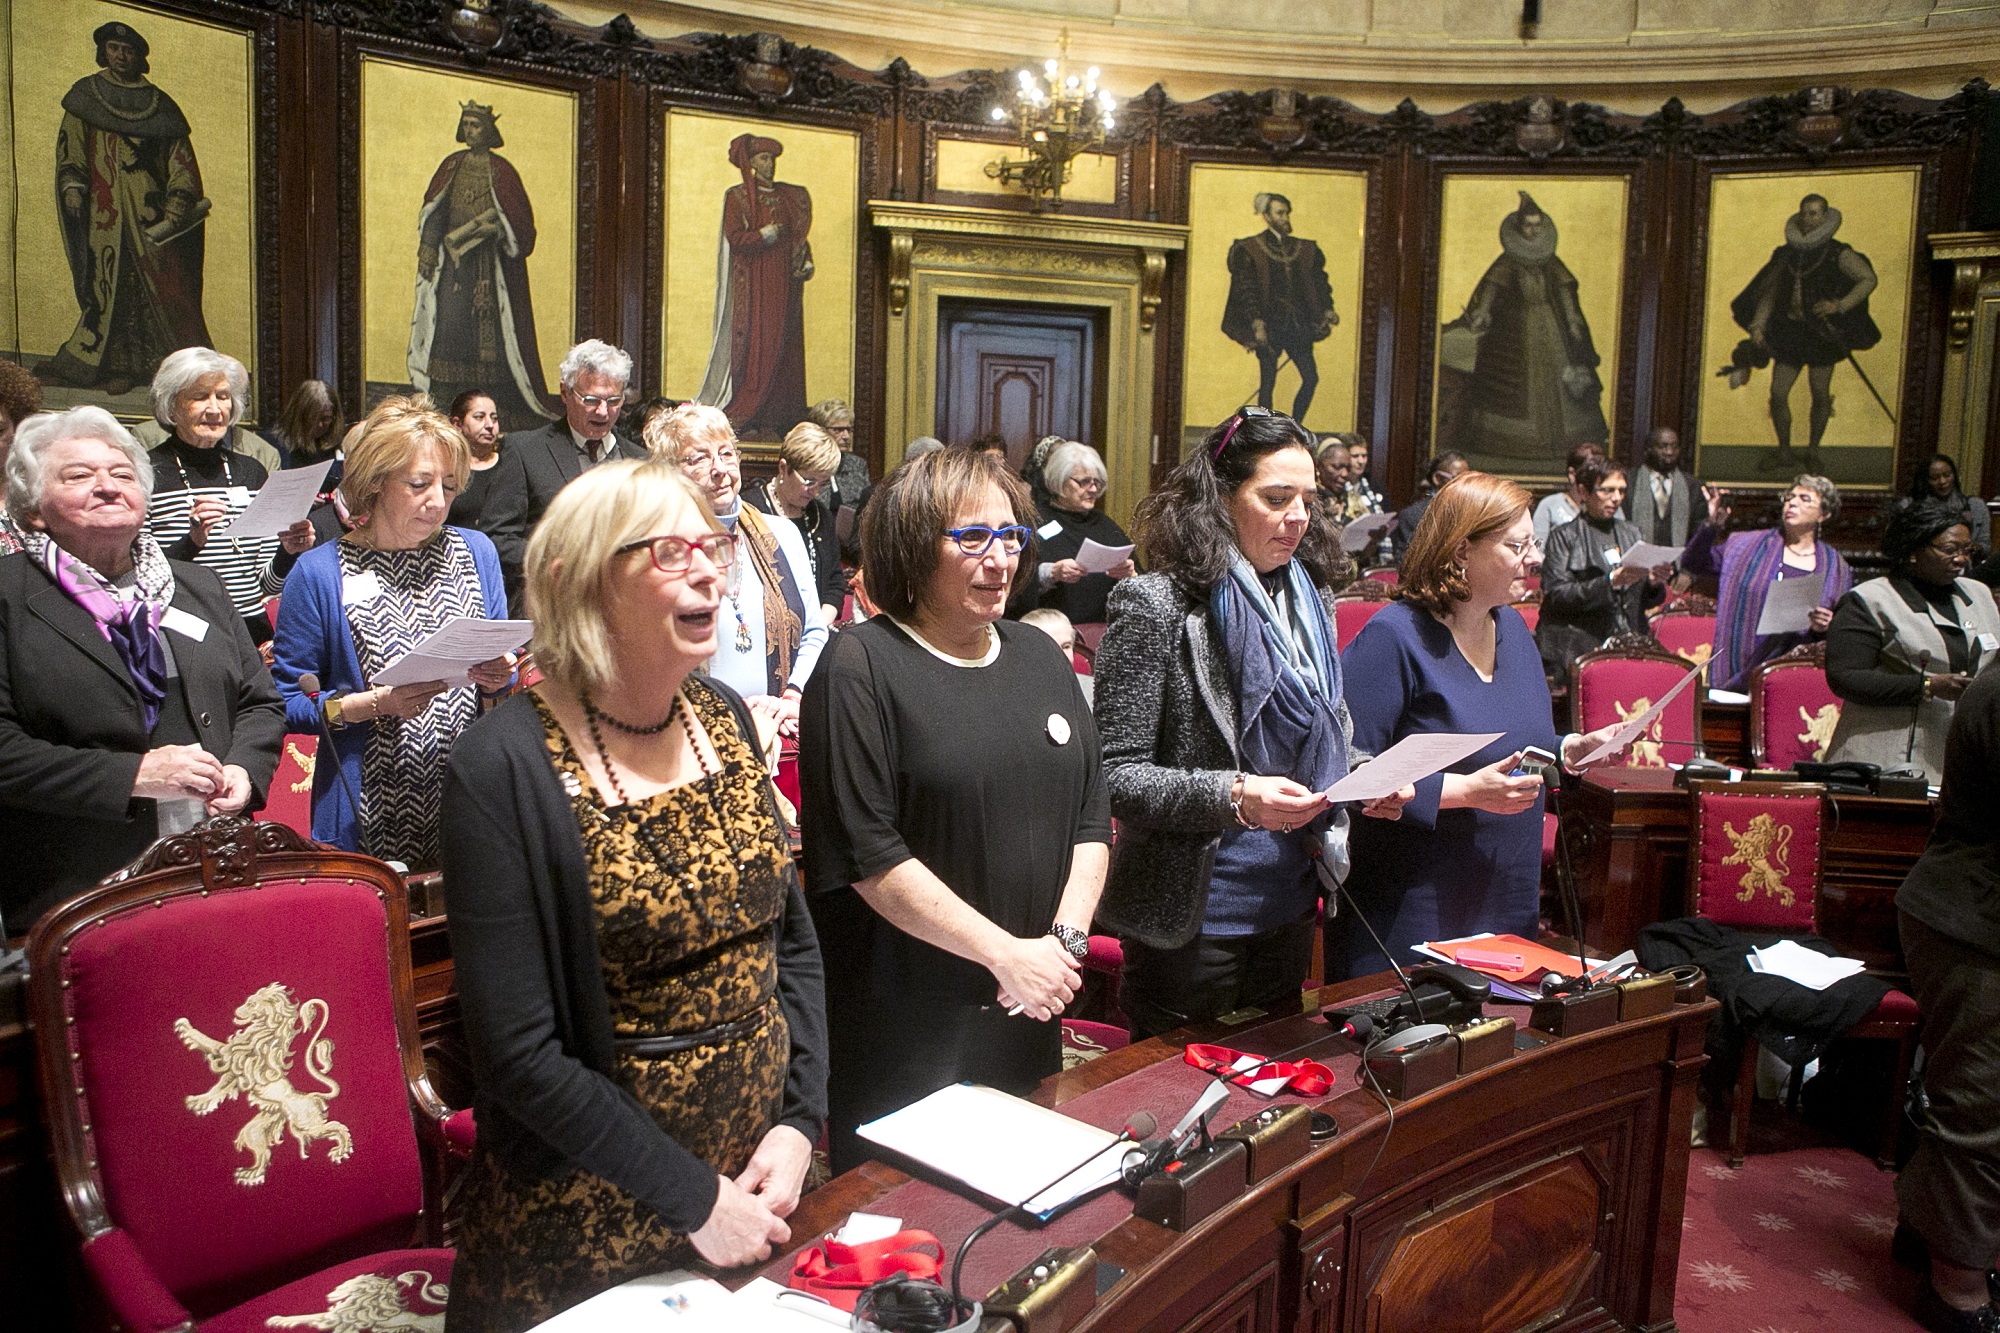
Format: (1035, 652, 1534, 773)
(1713, 527, 1852, 690)
(736, 504, 806, 693)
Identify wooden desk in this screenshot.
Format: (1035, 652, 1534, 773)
(1566, 767, 1935, 971)
(774, 978, 1714, 1333)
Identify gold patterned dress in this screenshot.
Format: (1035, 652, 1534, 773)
(445, 689, 794, 1332)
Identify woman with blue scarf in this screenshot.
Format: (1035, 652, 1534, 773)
(1094, 409, 1411, 1039)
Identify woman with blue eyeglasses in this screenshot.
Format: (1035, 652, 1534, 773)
(1094, 408, 1411, 1040)
(799, 447, 1110, 1171)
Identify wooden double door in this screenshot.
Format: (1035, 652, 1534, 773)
(935, 298, 1107, 468)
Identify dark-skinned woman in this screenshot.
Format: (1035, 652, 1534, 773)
(1825, 498, 2000, 783)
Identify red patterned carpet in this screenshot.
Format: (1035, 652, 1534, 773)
(1677, 1131, 1924, 1332)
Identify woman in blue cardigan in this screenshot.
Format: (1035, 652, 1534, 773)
(272, 398, 512, 865)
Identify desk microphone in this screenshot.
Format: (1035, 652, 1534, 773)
(296, 673, 363, 838)
(1899, 651, 1934, 772)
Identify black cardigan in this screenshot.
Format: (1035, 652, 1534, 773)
(440, 678, 829, 1232)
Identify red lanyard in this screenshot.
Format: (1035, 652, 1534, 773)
(1184, 1042, 1336, 1097)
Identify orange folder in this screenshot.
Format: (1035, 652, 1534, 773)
(1425, 933, 1587, 984)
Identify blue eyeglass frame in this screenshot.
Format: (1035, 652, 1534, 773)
(943, 524, 1032, 556)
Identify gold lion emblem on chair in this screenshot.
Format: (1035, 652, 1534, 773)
(285, 740, 317, 794)
(175, 982, 352, 1187)
(1795, 702, 1840, 762)
(1612, 697, 1666, 768)
(1721, 814, 1795, 907)
(265, 1270, 448, 1332)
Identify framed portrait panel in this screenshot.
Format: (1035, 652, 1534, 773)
(357, 54, 577, 433)
(1692, 165, 1921, 489)
(1181, 162, 1368, 448)
(1430, 172, 1630, 483)
(3, 0, 258, 418)
(661, 109, 859, 441)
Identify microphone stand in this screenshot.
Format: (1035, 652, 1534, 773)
(296, 673, 364, 840)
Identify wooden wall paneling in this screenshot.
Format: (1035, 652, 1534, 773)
(598, 73, 650, 378)
(333, 32, 603, 423)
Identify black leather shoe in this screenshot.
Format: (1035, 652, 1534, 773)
(1914, 1282, 2000, 1333)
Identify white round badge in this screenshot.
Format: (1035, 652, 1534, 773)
(1046, 713, 1072, 746)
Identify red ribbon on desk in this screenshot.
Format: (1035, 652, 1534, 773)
(788, 1230, 944, 1311)
(1184, 1043, 1335, 1097)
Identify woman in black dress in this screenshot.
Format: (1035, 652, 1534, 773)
(800, 447, 1111, 1171)
(441, 461, 827, 1330)
(1027, 441, 1136, 625)
(446, 390, 505, 533)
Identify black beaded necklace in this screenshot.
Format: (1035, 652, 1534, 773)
(581, 690, 711, 806)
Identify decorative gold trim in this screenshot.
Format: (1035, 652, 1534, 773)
(888, 231, 915, 316)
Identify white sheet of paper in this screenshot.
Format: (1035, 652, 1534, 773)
(857, 1082, 1116, 1211)
(1755, 572, 1823, 636)
(212, 460, 333, 539)
(1322, 731, 1507, 803)
(1074, 538, 1134, 574)
(372, 617, 533, 688)
(1619, 541, 1683, 571)
(1339, 511, 1398, 552)
(1576, 660, 1705, 765)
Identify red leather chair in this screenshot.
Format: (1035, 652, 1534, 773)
(1073, 622, 1108, 658)
(1508, 600, 1540, 633)
(1333, 596, 1389, 652)
(1683, 781, 1917, 1169)
(1361, 565, 1399, 586)
(1572, 644, 1706, 769)
(1651, 611, 1716, 669)
(27, 818, 465, 1331)
(254, 735, 319, 840)
(1748, 645, 1842, 769)
(1060, 1019, 1131, 1070)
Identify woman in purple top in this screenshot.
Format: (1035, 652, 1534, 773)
(1681, 475, 1850, 691)
(1334, 472, 1629, 977)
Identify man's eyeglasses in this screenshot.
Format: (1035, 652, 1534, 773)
(944, 525, 1032, 556)
(680, 447, 740, 473)
(617, 531, 736, 574)
(570, 392, 625, 411)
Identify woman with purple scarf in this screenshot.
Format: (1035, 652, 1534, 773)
(1095, 408, 1412, 1039)
(0, 406, 282, 931)
(1681, 474, 1851, 691)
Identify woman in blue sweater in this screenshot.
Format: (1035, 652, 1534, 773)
(1333, 471, 1629, 976)
(272, 398, 511, 865)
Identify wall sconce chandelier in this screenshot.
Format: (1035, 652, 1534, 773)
(985, 30, 1115, 212)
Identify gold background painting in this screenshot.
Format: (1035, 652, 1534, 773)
(662, 110, 857, 411)
(5, 0, 257, 406)
(933, 138, 1118, 205)
(1431, 173, 1628, 479)
(360, 56, 577, 397)
(1183, 163, 1368, 438)
(1694, 165, 1918, 480)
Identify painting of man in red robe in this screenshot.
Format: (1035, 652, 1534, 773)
(50, 22, 215, 394)
(406, 101, 556, 431)
(696, 133, 814, 438)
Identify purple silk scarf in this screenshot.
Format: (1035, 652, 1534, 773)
(29, 532, 174, 731)
(1712, 527, 1852, 691)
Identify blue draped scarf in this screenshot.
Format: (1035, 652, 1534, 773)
(1210, 555, 1350, 808)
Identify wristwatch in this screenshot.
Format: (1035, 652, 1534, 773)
(1048, 924, 1090, 960)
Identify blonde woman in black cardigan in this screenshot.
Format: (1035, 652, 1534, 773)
(440, 461, 826, 1333)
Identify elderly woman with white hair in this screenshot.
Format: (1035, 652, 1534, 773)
(649, 404, 829, 735)
(144, 347, 317, 640)
(1025, 440, 1136, 625)
(0, 406, 283, 928)
(743, 421, 845, 623)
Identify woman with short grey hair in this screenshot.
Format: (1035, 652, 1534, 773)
(1027, 440, 1134, 625)
(144, 348, 316, 641)
(0, 405, 283, 927)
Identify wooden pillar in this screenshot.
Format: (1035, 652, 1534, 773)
(1927, 229, 2000, 493)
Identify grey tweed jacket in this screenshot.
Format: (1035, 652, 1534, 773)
(1093, 571, 1355, 948)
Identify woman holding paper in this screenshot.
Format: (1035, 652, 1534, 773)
(143, 347, 316, 641)
(1026, 441, 1136, 626)
(1333, 472, 1631, 978)
(1536, 456, 1669, 686)
(1679, 474, 1850, 691)
(1095, 408, 1402, 1040)
(271, 397, 511, 865)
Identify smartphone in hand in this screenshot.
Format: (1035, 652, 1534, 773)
(1511, 745, 1559, 778)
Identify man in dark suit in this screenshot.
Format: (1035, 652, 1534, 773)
(1626, 425, 1695, 548)
(1391, 451, 1468, 561)
(481, 337, 649, 601)
(1223, 192, 1338, 422)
